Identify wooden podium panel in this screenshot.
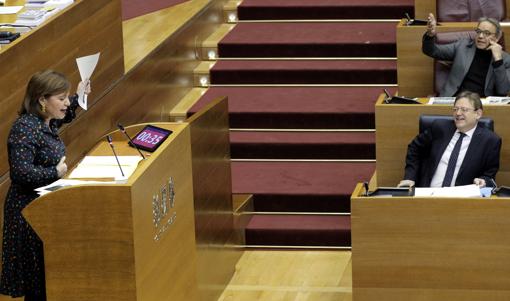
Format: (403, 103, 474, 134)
(351, 183, 510, 301)
(375, 95, 510, 187)
(187, 96, 242, 301)
(23, 123, 199, 301)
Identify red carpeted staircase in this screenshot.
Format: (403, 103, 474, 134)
(188, 0, 411, 247)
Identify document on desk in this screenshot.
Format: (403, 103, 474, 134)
(0, 6, 22, 14)
(75, 52, 100, 110)
(68, 156, 142, 181)
(35, 179, 116, 196)
(414, 184, 481, 197)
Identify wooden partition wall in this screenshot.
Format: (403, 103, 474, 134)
(24, 123, 199, 301)
(187, 96, 242, 301)
(375, 94, 510, 187)
(351, 183, 510, 301)
(414, 0, 510, 20)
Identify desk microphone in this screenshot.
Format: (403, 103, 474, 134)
(106, 135, 124, 177)
(117, 123, 146, 160)
(363, 181, 370, 196)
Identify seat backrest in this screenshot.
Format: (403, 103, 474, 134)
(419, 114, 494, 133)
(433, 31, 506, 95)
(437, 0, 506, 22)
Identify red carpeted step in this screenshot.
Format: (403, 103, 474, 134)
(210, 60, 396, 84)
(230, 131, 375, 159)
(245, 215, 351, 246)
(232, 161, 375, 212)
(188, 87, 396, 128)
(219, 22, 397, 58)
(237, 0, 414, 20)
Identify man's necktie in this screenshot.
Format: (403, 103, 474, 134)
(442, 132, 466, 187)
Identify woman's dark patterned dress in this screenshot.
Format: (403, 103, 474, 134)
(0, 95, 78, 297)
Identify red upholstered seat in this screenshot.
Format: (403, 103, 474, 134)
(437, 0, 506, 22)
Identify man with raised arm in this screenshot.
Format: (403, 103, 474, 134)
(423, 13, 510, 97)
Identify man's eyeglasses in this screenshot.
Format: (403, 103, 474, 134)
(475, 28, 496, 37)
(452, 107, 477, 113)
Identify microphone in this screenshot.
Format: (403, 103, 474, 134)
(106, 135, 124, 177)
(117, 123, 146, 160)
(363, 181, 370, 196)
(489, 178, 498, 194)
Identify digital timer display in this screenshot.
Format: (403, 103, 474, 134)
(131, 125, 172, 152)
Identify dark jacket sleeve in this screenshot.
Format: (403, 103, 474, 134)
(8, 122, 59, 188)
(422, 33, 458, 61)
(478, 132, 502, 186)
(403, 127, 434, 182)
(492, 53, 510, 96)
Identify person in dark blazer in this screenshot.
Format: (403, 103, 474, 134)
(398, 91, 501, 188)
(423, 13, 510, 97)
(0, 70, 90, 300)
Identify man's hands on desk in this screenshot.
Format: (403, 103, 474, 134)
(397, 178, 487, 188)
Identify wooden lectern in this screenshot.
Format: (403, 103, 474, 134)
(23, 123, 199, 301)
(351, 183, 510, 301)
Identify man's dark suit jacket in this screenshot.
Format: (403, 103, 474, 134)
(404, 119, 502, 187)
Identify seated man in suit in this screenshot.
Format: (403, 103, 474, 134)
(423, 13, 510, 97)
(398, 91, 501, 188)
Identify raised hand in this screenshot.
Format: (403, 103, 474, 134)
(487, 39, 503, 61)
(426, 13, 437, 37)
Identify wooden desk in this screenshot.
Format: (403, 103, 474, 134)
(23, 123, 199, 301)
(375, 95, 510, 186)
(21, 97, 238, 301)
(396, 20, 510, 97)
(351, 183, 510, 301)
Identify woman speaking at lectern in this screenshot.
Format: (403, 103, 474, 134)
(0, 70, 90, 300)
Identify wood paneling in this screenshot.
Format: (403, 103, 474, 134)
(23, 123, 199, 301)
(397, 20, 510, 97)
(351, 183, 510, 301)
(375, 95, 510, 186)
(188, 96, 242, 301)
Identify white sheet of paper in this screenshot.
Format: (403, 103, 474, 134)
(0, 6, 23, 14)
(68, 156, 142, 180)
(414, 184, 481, 198)
(35, 179, 115, 195)
(75, 52, 100, 110)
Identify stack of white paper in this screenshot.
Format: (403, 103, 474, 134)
(35, 179, 116, 196)
(68, 156, 143, 181)
(414, 184, 482, 198)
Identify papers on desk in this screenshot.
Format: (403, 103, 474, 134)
(35, 179, 115, 196)
(428, 97, 455, 105)
(0, 6, 22, 14)
(414, 184, 482, 197)
(428, 96, 510, 105)
(68, 156, 143, 181)
(483, 96, 510, 104)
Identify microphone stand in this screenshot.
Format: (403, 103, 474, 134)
(106, 135, 124, 177)
(117, 123, 146, 160)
